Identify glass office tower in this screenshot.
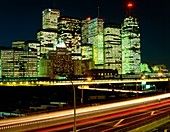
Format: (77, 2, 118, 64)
(81, 17, 92, 60)
(42, 9, 60, 30)
(104, 23, 122, 74)
(57, 16, 82, 60)
(88, 18, 104, 68)
(121, 2, 141, 74)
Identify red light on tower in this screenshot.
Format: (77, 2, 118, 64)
(127, 2, 133, 8)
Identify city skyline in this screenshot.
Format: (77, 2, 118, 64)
(0, 0, 170, 68)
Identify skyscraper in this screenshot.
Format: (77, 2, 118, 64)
(121, 2, 141, 74)
(81, 17, 93, 61)
(38, 8, 60, 58)
(12, 40, 41, 60)
(0, 47, 38, 78)
(48, 47, 73, 79)
(57, 16, 82, 60)
(104, 23, 122, 74)
(37, 29, 58, 56)
(88, 18, 104, 69)
(42, 9, 60, 30)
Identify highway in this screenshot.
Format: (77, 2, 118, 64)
(32, 98, 170, 132)
(0, 93, 170, 132)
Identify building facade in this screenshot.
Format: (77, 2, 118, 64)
(88, 18, 104, 69)
(81, 17, 93, 61)
(121, 3, 141, 74)
(24, 40, 41, 60)
(104, 23, 122, 74)
(0, 47, 38, 78)
(47, 47, 73, 79)
(57, 16, 82, 60)
(37, 29, 58, 56)
(42, 8, 60, 30)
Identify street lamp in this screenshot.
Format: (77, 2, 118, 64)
(71, 77, 92, 131)
(81, 77, 92, 105)
(136, 81, 138, 98)
(70, 80, 76, 132)
(141, 75, 146, 90)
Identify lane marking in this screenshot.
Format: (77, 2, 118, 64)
(113, 119, 124, 127)
(150, 111, 155, 116)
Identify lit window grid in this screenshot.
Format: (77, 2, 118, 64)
(37, 31, 58, 55)
(57, 17, 82, 60)
(42, 9, 60, 30)
(121, 16, 141, 74)
(0, 49, 38, 78)
(104, 26, 122, 73)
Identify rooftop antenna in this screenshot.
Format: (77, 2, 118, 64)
(126, 1, 134, 17)
(98, 6, 100, 18)
(53, 0, 56, 8)
(97, 0, 100, 18)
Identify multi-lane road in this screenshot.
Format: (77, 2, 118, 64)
(0, 93, 170, 132)
(34, 98, 170, 132)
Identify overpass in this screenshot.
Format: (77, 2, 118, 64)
(0, 77, 168, 87)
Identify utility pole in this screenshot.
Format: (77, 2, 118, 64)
(71, 80, 76, 132)
(136, 81, 138, 98)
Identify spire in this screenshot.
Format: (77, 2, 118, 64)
(53, 0, 56, 8)
(97, 0, 100, 18)
(126, 1, 134, 17)
(98, 6, 100, 18)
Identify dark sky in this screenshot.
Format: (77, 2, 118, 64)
(0, 0, 170, 68)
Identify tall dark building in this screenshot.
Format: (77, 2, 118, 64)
(57, 16, 82, 60)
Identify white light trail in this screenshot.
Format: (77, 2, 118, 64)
(0, 93, 170, 128)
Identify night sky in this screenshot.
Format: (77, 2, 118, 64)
(0, 0, 170, 68)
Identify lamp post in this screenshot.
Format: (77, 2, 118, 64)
(141, 75, 146, 90)
(136, 81, 138, 98)
(81, 86, 84, 105)
(70, 80, 76, 132)
(81, 77, 92, 105)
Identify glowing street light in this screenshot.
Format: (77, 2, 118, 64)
(87, 77, 92, 82)
(157, 72, 163, 77)
(141, 75, 145, 80)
